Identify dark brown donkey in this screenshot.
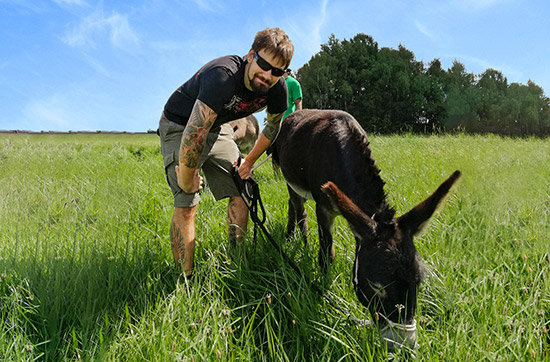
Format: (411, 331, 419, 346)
(272, 109, 460, 346)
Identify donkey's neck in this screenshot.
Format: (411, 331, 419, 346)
(346, 137, 395, 223)
(355, 172, 395, 223)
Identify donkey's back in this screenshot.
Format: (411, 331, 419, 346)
(273, 109, 389, 218)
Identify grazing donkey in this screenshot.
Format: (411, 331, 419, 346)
(272, 109, 460, 347)
(229, 114, 260, 154)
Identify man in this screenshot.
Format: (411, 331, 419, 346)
(158, 28, 294, 278)
(282, 68, 302, 120)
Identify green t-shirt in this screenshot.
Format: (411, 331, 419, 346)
(283, 76, 303, 120)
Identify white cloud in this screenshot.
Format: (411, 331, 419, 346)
(52, 0, 88, 6)
(21, 95, 77, 131)
(107, 13, 139, 50)
(191, 0, 225, 13)
(63, 10, 140, 52)
(440, 53, 523, 83)
(81, 52, 111, 77)
(312, 0, 329, 47)
(286, 0, 330, 57)
(450, 0, 513, 11)
(415, 20, 437, 42)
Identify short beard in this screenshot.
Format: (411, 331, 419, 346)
(249, 76, 270, 95)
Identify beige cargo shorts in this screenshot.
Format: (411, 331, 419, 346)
(158, 113, 241, 207)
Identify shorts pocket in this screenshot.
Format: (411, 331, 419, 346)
(163, 150, 176, 171)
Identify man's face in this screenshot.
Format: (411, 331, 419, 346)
(245, 49, 286, 94)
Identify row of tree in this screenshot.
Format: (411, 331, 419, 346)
(296, 33, 550, 136)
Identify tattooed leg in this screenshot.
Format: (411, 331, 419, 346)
(171, 206, 197, 277)
(227, 196, 249, 245)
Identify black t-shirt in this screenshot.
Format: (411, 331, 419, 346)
(163, 55, 288, 129)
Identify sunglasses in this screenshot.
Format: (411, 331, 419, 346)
(253, 52, 286, 77)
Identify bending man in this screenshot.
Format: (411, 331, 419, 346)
(158, 28, 294, 277)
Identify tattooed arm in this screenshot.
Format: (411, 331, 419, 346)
(237, 111, 284, 179)
(177, 99, 217, 193)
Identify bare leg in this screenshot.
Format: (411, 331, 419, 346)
(227, 196, 249, 245)
(170, 206, 197, 277)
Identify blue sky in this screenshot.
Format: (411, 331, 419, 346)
(1, 0, 548, 132)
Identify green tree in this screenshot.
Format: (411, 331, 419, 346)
(506, 80, 550, 135)
(297, 33, 550, 136)
(298, 37, 336, 110)
(298, 34, 381, 129)
(477, 68, 508, 132)
(374, 45, 427, 132)
(442, 60, 480, 130)
(297, 34, 433, 133)
(420, 58, 447, 130)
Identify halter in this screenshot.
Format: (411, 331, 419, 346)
(378, 313, 418, 352)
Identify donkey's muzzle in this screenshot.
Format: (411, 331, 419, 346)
(379, 318, 418, 352)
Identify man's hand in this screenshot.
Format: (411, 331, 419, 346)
(176, 164, 203, 193)
(234, 158, 253, 180)
(234, 132, 274, 180)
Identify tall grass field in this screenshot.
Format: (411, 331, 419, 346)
(1, 133, 549, 361)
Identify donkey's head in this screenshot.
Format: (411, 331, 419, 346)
(321, 171, 461, 329)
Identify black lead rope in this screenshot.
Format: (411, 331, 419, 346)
(231, 164, 304, 277)
(231, 163, 266, 249)
(231, 165, 367, 326)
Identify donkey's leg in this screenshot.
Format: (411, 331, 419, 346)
(316, 205, 336, 271)
(286, 185, 308, 244)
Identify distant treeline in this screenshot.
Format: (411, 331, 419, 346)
(297, 33, 550, 136)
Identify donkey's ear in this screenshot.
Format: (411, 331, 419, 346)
(397, 170, 461, 236)
(321, 181, 377, 237)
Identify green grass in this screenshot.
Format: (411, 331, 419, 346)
(0, 133, 549, 361)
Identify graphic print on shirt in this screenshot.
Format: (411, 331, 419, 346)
(223, 95, 268, 116)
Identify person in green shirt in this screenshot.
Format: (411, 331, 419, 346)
(282, 69, 303, 120)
